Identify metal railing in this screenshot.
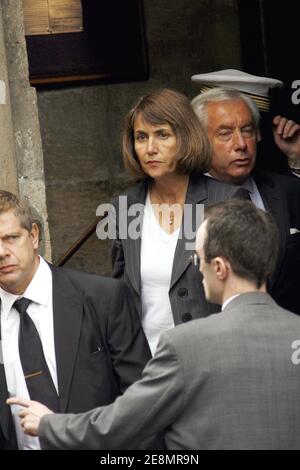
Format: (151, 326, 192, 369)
(56, 216, 104, 266)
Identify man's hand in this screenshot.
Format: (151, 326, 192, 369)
(7, 397, 53, 437)
(273, 115, 300, 166)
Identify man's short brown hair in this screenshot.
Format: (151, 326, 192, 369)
(0, 190, 37, 233)
(204, 199, 279, 288)
(123, 88, 211, 180)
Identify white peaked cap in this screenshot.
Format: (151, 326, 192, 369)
(191, 69, 283, 111)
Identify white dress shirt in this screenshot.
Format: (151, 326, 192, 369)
(0, 257, 57, 450)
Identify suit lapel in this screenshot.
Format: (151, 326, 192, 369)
(128, 238, 142, 295)
(50, 265, 83, 413)
(121, 181, 147, 295)
(254, 173, 287, 285)
(0, 368, 16, 448)
(170, 176, 207, 289)
(0, 363, 10, 442)
(170, 175, 240, 288)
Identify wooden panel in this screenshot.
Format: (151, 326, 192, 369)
(23, 0, 50, 35)
(48, 0, 83, 34)
(23, 0, 83, 36)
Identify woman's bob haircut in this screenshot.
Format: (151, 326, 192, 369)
(122, 88, 211, 180)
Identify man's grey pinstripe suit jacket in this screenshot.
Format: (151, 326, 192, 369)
(38, 292, 300, 450)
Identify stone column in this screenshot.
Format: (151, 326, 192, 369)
(0, 1, 18, 194)
(0, 0, 52, 259)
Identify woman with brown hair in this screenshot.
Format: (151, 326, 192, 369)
(112, 88, 238, 354)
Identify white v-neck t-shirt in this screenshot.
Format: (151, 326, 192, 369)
(140, 192, 179, 355)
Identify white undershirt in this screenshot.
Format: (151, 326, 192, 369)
(140, 192, 179, 355)
(0, 257, 57, 450)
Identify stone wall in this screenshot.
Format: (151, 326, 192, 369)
(0, 1, 18, 194)
(36, 0, 242, 275)
(0, 0, 51, 258)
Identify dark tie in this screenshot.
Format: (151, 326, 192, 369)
(233, 188, 252, 201)
(14, 298, 59, 411)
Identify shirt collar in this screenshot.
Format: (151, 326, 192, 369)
(0, 290, 19, 318)
(0, 256, 51, 316)
(205, 172, 254, 193)
(222, 294, 240, 311)
(239, 177, 256, 194)
(23, 257, 51, 307)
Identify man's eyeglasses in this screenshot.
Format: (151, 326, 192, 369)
(190, 253, 201, 269)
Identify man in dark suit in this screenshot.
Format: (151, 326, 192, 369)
(192, 87, 300, 314)
(0, 190, 151, 450)
(8, 200, 300, 450)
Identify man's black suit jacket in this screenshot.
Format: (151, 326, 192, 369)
(254, 171, 300, 314)
(0, 265, 151, 449)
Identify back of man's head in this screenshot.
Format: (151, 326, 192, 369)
(204, 200, 279, 288)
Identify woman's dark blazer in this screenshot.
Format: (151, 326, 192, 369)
(111, 174, 242, 325)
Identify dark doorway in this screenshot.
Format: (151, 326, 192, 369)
(238, 0, 300, 120)
(238, 0, 300, 173)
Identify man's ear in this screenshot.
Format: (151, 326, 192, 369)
(30, 223, 40, 250)
(212, 257, 229, 280)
